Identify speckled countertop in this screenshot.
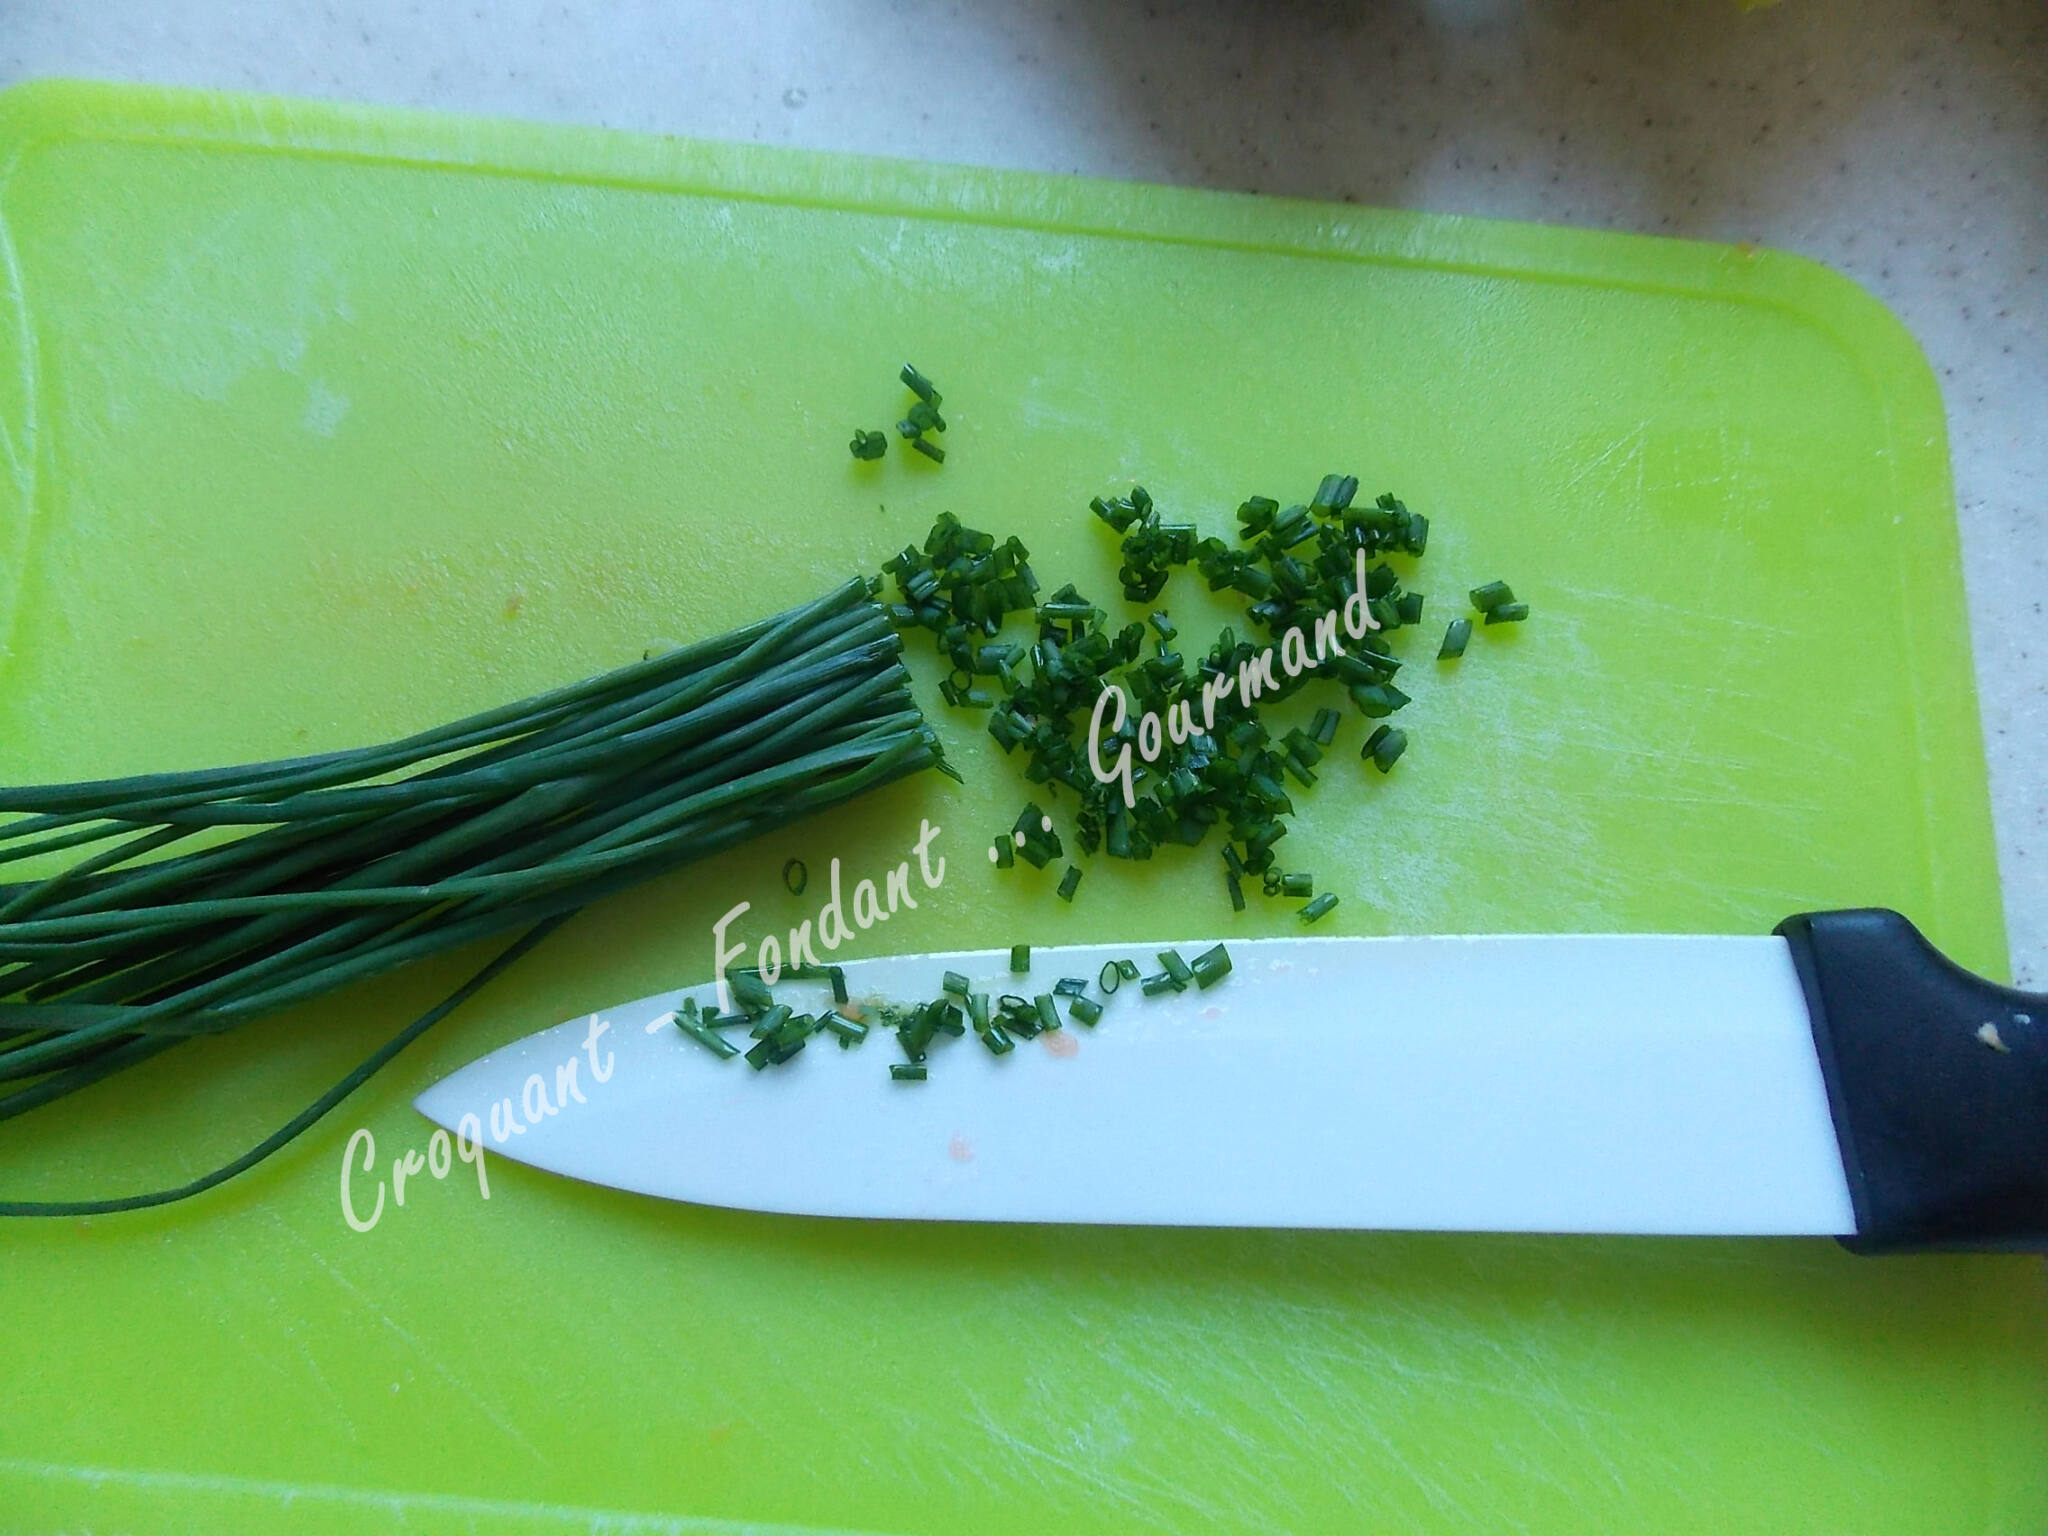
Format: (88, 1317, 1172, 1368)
(5, 0, 2043, 980)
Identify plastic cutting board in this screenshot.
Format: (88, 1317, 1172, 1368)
(0, 79, 2042, 1534)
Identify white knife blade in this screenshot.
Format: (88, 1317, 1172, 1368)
(413, 933, 1859, 1237)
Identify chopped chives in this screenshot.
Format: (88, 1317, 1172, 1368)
(1056, 865, 1083, 902)
(820, 1010, 868, 1045)
(910, 437, 946, 464)
(782, 858, 809, 895)
(1068, 996, 1104, 1026)
(900, 363, 940, 406)
(1115, 959, 1140, 982)
(848, 428, 888, 461)
(745, 1037, 776, 1070)
(1033, 994, 1063, 1032)
(1010, 944, 1031, 973)
(890, 1063, 928, 1082)
(1438, 617, 1472, 660)
(980, 1024, 1016, 1055)
(676, 1012, 740, 1059)
(727, 969, 775, 1016)
(1469, 580, 1516, 614)
(1098, 960, 1122, 994)
(1299, 892, 1339, 924)
(1054, 977, 1088, 998)
(1191, 943, 1233, 988)
(1310, 708, 1340, 747)
(1157, 949, 1193, 987)
(1225, 866, 1246, 912)
(942, 970, 971, 997)
(829, 967, 850, 1005)
(749, 1004, 792, 1040)
(1281, 872, 1313, 898)
(1484, 601, 1529, 624)
(1140, 972, 1178, 997)
(1364, 724, 1408, 773)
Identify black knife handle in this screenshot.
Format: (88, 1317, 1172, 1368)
(1775, 909, 2048, 1255)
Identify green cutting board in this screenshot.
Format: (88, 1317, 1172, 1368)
(0, 79, 2041, 1534)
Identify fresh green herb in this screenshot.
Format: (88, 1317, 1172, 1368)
(1469, 580, 1516, 614)
(909, 437, 946, 464)
(1116, 958, 1140, 982)
(890, 1063, 928, 1082)
(1299, 892, 1340, 924)
(1280, 872, 1312, 898)
(1484, 602, 1529, 624)
(1140, 971, 1179, 997)
(849, 428, 888, 461)
(727, 970, 776, 1017)
(900, 364, 941, 407)
(1157, 949, 1193, 988)
(1068, 996, 1104, 1026)
(782, 858, 809, 895)
(829, 967, 849, 1005)
(820, 1010, 867, 1045)
(1438, 617, 1472, 660)
(1054, 976, 1088, 998)
(676, 1006, 741, 1059)
(1098, 960, 1123, 994)
(1056, 865, 1083, 902)
(979, 1023, 1016, 1055)
(1033, 993, 1063, 1032)
(1011, 944, 1031, 973)
(1364, 724, 1408, 773)
(1191, 943, 1233, 988)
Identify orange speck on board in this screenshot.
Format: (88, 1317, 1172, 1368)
(1042, 1030, 1079, 1059)
(947, 1134, 974, 1163)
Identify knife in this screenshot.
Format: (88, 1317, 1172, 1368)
(414, 909, 2047, 1255)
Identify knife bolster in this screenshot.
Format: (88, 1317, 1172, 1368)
(1776, 908, 2048, 1255)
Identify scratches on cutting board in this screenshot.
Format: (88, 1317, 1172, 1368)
(264, 1211, 552, 1472)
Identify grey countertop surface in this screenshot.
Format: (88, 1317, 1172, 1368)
(5, 0, 2043, 981)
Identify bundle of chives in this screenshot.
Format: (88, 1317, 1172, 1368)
(0, 577, 950, 1123)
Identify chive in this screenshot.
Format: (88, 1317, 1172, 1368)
(890, 1063, 928, 1082)
(1299, 892, 1339, 924)
(1097, 960, 1122, 994)
(820, 1010, 867, 1045)
(942, 970, 971, 997)
(849, 428, 888, 461)
(1056, 865, 1083, 902)
(1281, 872, 1312, 898)
(745, 1037, 777, 1070)
(829, 966, 849, 1005)
(967, 992, 991, 1030)
(1068, 996, 1104, 1026)
(1438, 617, 1472, 660)
(910, 437, 946, 464)
(749, 1003, 792, 1040)
(1033, 994, 1062, 1032)
(1484, 602, 1529, 624)
(782, 858, 808, 895)
(1364, 725, 1408, 773)
(1115, 959, 1140, 981)
(900, 363, 940, 406)
(1054, 977, 1088, 998)
(676, 1012, 740, 1059)
(1226, 866, 1246, 912)
(1140, 971, 1179, 997)
(1469, 580, 1516, 614)
(1157, 949, 1193, 987)
(1010, 944, 1031, 973)
(992, 836, 1015, 868)
(1310, 708, 1340, 747)
(1191, 943, 1232, 988)
(727, 970, 775, 1016)
(1395, 591, 1425, 627)
(905, 399, 947, 435)
(980, 1023, 1016, 1055)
